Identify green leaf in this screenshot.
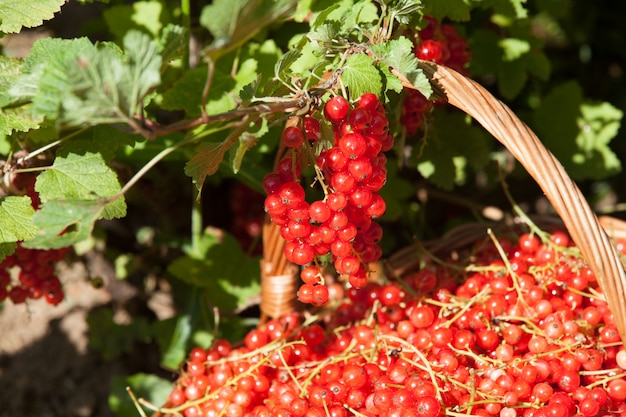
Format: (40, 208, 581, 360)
(200, 0, 297, 57)
(103, 1, 167, 41)
(0, 57, 23, 107)
(231, 120, 268, 174)
(369, 37, 432, 97)
(159, 24, 188, 65)
(342, 54, 383, 101)
(21, 32, 161, 128)
(0, 107, 42, 136)
(387, 0, 423, 25)
(185, 140, 234, 192)
(0, 0, 64, 33)
(533, 81, 623, 180)
(275, 49, 303, 80)
(87, 309, 151, 361)
(0, 242, 17, 263)
(413, 112, 490, 189)
(167, 228, 261, 312)
(498, 60, 528, 100)
(467, 29, 502, 77)
(23, 199, 108, 249)
(343, 0, 379, 28)
(161, 66, 236, 117)
(525, 51, 551, 81)
(12, 37, 94, 118)
(35, 144, 126, 219)
(109, 373, 172, 417)
(0, 196, 37, 243)
(308, 21, 342, 49)
(499, 38, 531, 61)
(160, 290, 201, 370)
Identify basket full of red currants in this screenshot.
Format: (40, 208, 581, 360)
(152, 15, 626, 417)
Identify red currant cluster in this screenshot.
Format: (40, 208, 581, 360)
(263, 93, 392, 306)
(0, 243, 68, 305)
(160, 228, 626, 417)
(415, 16, 471, 72)
(401, 16, 472, 136)
(0, 173, 69, 306)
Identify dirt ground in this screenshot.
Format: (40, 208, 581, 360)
(0, 250, 174, 417)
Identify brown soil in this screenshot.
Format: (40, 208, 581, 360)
(0, 251, 173, 417)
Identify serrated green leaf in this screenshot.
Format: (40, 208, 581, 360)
(275, 49, 303, 80)
(0, 108, 42, 136)
(21, 32, 161, 129)
(185, 141, 233, 192)
(387, 0, 423, 25)
(308, 21, 342, 48)
(185, 122, 251, 193)
(0, 0, 64, 33)
(369, 37, 432, 97)
(0, 196, 37, 243)
(23, 199, 106, 249)
(342, 54, 383, 101)
(121, 30, 162, 113)
(35, 148, 126, 220)
(11, 37, 94, 117)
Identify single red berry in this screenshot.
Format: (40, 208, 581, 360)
(416, 40, 447, 63)
(281, 126, 303, 149)
(324, 96, 350, 123)
(415, 395, 441, 417)
(311, 284, 329, 306)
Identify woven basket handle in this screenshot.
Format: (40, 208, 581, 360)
(419, 62, 626, 347)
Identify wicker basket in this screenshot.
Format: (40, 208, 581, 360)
(258, 62, 626, 348)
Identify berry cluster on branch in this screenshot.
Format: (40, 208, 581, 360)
(263, 93, 393, 306)
(0, 173, 69, 306)
(401, 16, 472, 137)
